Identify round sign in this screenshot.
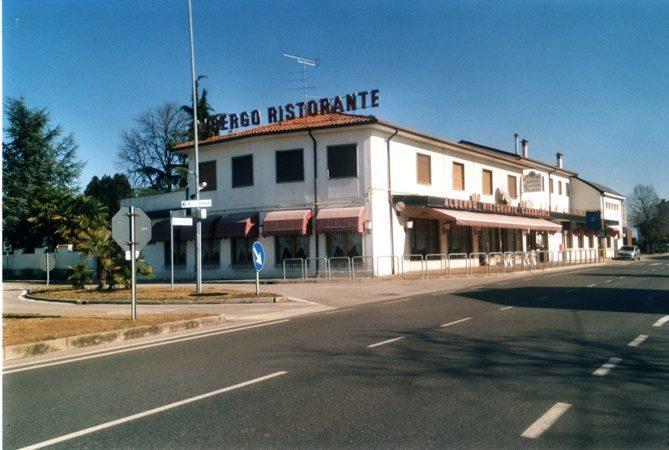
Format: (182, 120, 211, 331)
(251, 241, 265, 272)
(40, 253, 56, 272)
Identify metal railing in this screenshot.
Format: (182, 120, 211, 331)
(401, 254, 426, 278)
(487, 252, 504, 274)
(447, 253, 469, 276)
(282, 258, 306, 279)
(328, 256, 352, 278)
(305, 257, 329, 279)
(352, 256, 374, 278)
(375, 255, 401, 277)
(425, 253, 448, 278)
(468, 252, 489, 275)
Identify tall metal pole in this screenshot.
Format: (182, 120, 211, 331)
(130, 206, 137, 320)
(187, 0, 202, 293)
(170, 221, 175, 292)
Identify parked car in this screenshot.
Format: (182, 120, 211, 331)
(617, 245, 641, 260)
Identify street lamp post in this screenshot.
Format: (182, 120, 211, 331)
(187, 0, 202, 293)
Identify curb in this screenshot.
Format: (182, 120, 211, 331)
(3, 314, 225, 361)
(24, 293, 289, 305)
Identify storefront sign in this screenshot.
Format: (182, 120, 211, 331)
(523, 172, 543, 192)
(205, 89, 380, 133)
(443, 197, 550, 218)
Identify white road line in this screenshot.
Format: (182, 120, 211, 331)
(593, 357, 622, 376)
(324, 308, 353, 314)
(602, 279, 612, 283)
(388, 298, 412, 304)
(650, 262, 661, 266)
(18, 371, 287, 450)
(521, 402, 572, 439)
(537, 296, 549, 301)
(652, 315, 669, 327)
(618, 276, 625, 279)
(499, 306, 514, 311)
(565, 289, 576, 294)
(4, 319, 291, 375)
(628, 335, 649, 347)
(367, 336, 405, 348)
(587, 283, 597, 288)
(499, 282, 512, 286)
(440, 317, 472, 328)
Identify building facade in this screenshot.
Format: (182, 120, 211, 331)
(121, 112, 625, 279)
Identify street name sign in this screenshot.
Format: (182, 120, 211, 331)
(171, 217, 193, 226)
(180, 199, 212, 208)
(112, 207, 152, 252)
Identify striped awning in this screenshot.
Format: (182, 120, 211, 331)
(316, 206, 366, 233)
(214, 212, 259, 239)
(262, 209, 312, 237)
(430, 208, 562, 232)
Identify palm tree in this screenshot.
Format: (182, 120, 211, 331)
(181, 75, 216, 140)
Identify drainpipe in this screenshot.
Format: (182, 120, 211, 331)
(387, 128, 399, 274)
(308, 130, 319, 273)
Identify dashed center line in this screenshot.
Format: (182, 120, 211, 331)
(618, 276, 625, 279)
(628, 335, 648, 347)
(593, 357, 622, 376)
(586, 283, 597, 288)
(440, 317, 472, 328)
(602, 279, 612, 283)
(521, 402, 572, 439)
(367, 336, 405, 348)
(652, 315, 669, 327)
(499, 306, 514, 311)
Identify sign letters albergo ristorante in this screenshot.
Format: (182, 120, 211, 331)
(205, 89, 381, 133)
(443, 198, 551, 219)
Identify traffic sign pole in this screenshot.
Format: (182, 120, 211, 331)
(130, 206, 137, 320)
(170, 219, 175, 292)
(46, 253, 50, 286)
(256, 270, 260, 296)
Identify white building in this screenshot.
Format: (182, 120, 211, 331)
(121, 112, 624, 279)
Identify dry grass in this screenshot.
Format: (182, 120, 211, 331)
(29, 286, 276, 302)
(3, 313, 211, 346)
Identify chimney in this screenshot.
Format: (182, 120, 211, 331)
(521, 139, 528, 158)
(556, 152, 564, 168)
(514, 133, 519, 155)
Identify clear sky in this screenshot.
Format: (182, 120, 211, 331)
(4, 0, 668, 198)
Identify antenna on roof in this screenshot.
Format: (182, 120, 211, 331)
(283, 53, 319, 103)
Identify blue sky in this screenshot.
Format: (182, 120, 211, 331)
(4, 0, 669, 197)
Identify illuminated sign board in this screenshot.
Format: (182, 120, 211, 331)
(205, 89, 380, 133)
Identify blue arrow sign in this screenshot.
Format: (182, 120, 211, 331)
(252, 241, 265, 272)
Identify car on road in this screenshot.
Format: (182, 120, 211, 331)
(617, 245, 641, 260)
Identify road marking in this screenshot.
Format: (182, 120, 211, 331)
(499, 306, 514, 311)
(587, 283, 597, 288)
(653, 315, 669, 327)
(440, 317, 472, 328)
(521, 402, 572, 439)
(367, 336, 405, 348)
(537, 296, 549, 301)
(650, 262, 661, 266)
(499, 282, 512, 286)
(628, 335, 648, 347)
(324, 308, 352, 314)
(388, 297, 412, 304)
(593, 357, 622, 376)
(565, 289, 576, 294)
(18, 371, 287, 450)
(602, 279, 612, 283)
(4, 319, 291, 375)
(618, 276, 625, 279)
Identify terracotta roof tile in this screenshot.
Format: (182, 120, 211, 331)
(174, 112, 377, 150)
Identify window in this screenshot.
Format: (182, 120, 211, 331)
(232, 155, 253, 187)
(275, 236, 309, 263)
(508, 175, 518, 199)
(416, 153, 431, 185)
(203, 239, 220, 265)
(550, 179, 554, 194)
(448, 224, 472, 254)
(163, 240, 186, 267)
(327, 144, 357, 178)
(565, 182, 569, 195)
(231, 237, 252, 265)
(577, 234, 584, 248)
(558, 181, 563, 195)
(199, 161, 217, 191)
(452, 162, 465, 190)
(482, 170, 493, 195)
(540, 176, 545, 191)
(276, 149, 304, 183)
(410, 219, 440, 256)
(478, 227, 499, 253)
(326, 233, 362, 258)
(502, 229, 520, 251)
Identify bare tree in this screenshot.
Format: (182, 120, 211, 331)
(117, 104, 189, 193)
(627, 184, 664, 249)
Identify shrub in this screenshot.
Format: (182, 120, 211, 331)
(67, 262, 93, 289)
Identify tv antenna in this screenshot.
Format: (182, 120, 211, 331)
(283, 53, 319, 103)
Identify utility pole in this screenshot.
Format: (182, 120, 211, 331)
(187, 0, 202, 293)
(283, 53, 318, 103)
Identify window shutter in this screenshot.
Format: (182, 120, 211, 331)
(507, 175, 517, 199)
(453, 162, 465, 190)
(416, 153, 431, 185)
(482, 170, 492, 195)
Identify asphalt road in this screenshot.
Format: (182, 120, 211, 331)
(4, 256, 668, 449)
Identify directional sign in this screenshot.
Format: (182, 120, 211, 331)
(171, 217, 193, 226)
(252, 241, 265, 272)
(112, 207, 152, 252)
(181, 199, 212, 209)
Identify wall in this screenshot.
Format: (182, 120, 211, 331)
(3, 248, 97, 281)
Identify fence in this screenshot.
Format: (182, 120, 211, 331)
(328, 257, 352, 278)
(352, 256, 374, 278)
(401, 254, 426, 278)
(425, 254, 448, 278)
(305, 257, 329, 279)
(282, 258, 306, 279)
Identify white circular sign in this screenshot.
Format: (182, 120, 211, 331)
(40, 253, 56, 272)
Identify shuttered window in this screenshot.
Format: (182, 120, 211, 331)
(416, 153, 431, 185)
(276, 149, 304, 183)
(199, 161, 216, 191)
(452, 162, 465, 190)
(507, 175, 518, 199)
(550, 179, 554, 194)
(482, 169, 493, 195)
(232, 155, 253, 188)
(327, 144, 357, 178)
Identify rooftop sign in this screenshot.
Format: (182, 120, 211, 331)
(205, 89, 380, 134)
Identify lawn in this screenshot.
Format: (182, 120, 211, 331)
(28, 286, 277, 302)
(3, 313, 211, 346)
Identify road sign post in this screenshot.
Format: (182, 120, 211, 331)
(112, 206, 151, 320)
(40, 253, 55, 286)
(252, 241, 265, 296)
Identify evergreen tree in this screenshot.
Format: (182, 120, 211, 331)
(84, 173, 133, 218)
(2, 97, 84, 250)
